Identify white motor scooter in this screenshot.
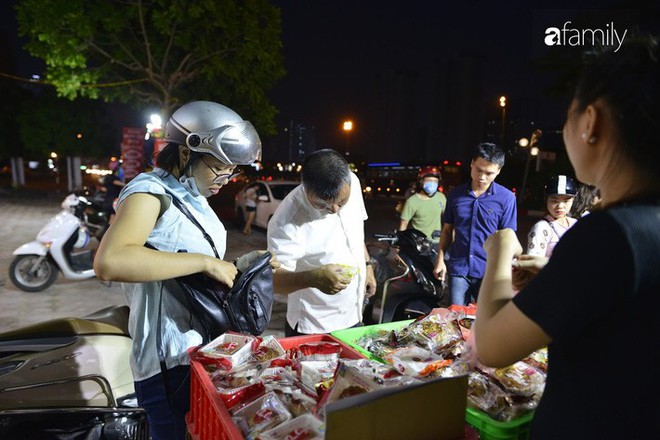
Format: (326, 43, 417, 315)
(0, 305, 149, 438)
(9, 193, 108, 292)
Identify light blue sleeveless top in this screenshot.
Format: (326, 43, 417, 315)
(117, 168, 227, 381)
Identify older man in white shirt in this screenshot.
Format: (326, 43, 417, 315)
(267, 149, 377, 335)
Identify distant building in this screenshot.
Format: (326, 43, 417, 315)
(267, 121, 317, 163)
(369, 51, 486, 163)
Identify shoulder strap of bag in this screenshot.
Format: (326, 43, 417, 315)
(160, 186, 220, 259)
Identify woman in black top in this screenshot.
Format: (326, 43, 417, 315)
(475, 36, 660, 439)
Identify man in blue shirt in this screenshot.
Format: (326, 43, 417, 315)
(433, 143, 517, 305)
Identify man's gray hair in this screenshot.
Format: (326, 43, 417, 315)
(301, 149, 351, 200)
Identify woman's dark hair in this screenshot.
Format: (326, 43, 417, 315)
(570, 184, 601, 217)
(573, 35, 659, 171)
(301, 149, 351, 200)
(153, 143, 180, 174)
(153, 143, 208, 177)
(472, 142, 505, 168)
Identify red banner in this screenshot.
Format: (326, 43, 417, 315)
(121, 127, 146, 180)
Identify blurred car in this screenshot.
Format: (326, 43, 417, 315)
(235, 180, 299, 229)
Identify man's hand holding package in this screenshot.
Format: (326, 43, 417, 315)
(365, 265, 376, 298)
(311, 264, 353, 295)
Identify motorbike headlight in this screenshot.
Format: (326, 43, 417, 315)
(0, 360, 24, 377)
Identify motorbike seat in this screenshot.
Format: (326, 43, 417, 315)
(0, 305, 130, 341)
(82, 305, 130, 334)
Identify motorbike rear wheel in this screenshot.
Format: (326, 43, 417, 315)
(9, 255, 59, 292)
(392, 298, 436, 322)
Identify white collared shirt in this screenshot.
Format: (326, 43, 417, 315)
(267, 173, 368, 333)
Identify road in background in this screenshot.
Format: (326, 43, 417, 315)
(0, 190, 287, 338)
(0, 187, 534, 336)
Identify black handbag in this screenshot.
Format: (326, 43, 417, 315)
(174, 252, 274, 339)
(153, 187, 274, 341)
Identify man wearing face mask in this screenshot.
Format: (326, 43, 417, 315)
(267, 149, 377, 336)
(398, 166, 447, 243)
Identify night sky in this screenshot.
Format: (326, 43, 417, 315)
(268, 0, 657, 151)
(2, 0, 658, 160)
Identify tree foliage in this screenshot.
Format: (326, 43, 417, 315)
(15, 0, 285, 134)
(16, 90, 125, 158)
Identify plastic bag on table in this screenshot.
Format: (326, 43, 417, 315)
(269, 385, 319, 417)
(477, 361, 545, 397)
(258, 414, 325, 440)
(339, 358, 422, 387)
(467, 371, 510, 417)
(401, 313, 464, 354)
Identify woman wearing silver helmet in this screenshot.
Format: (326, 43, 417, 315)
(94, 101, 276, 440)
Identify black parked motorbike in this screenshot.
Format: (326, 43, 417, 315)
(364, 228, 449, 324)
(76, 187, 112, 240)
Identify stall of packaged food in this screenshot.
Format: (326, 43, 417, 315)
(185, 305, 544, 440)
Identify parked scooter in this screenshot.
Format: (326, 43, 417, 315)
(0, 305, 149, 438)
(364, 228, 449, 324)
(9, 191, 110, 292)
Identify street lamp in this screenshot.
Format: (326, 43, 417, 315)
(49, 151, 60, 187)
(520, 129, 542, 205)
(342, 120, 353, 156)
(145, 113, 162, 140)
(499, 96, 506, 147)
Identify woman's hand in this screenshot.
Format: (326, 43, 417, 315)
(513, 254, 549, 274)
(484, 229, 523, 257)
(204, 257, 238, 287)
(235, 250, 281, 272)
(511, 255, 549, 291)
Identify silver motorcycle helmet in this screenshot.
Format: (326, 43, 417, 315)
(164, 101, 262, 165)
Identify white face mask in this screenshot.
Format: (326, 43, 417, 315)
(178, 173, 202, 197)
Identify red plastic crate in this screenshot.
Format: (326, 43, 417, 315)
(186, 334, 365, 440)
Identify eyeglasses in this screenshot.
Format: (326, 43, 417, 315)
(304, 188, 349, 213)
(200, 157, 243, 184)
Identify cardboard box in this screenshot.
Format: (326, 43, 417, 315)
(324, 375, 468, 440)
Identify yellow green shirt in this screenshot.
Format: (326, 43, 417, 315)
(400, 191, 447, 241)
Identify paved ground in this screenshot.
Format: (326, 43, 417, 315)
(0, 190, 287, 338)
(0, 187, 536, 339)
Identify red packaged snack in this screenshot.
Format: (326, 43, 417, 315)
(250, 336, 287, 368)
(211, 366, 261, 389)
(297, 341, 342, 361)
(198, 332, 256, 371)
(232, 391, 292, 437)
(218, 381, 266, 411)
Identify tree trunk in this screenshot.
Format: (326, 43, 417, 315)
(66, 156, 83, 192)
(10, 157, 26, 188)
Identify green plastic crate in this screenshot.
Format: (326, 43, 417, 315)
(465, 407, 534, 440)
(333, 320, 535, 440)
(331, 319, 413, 362)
